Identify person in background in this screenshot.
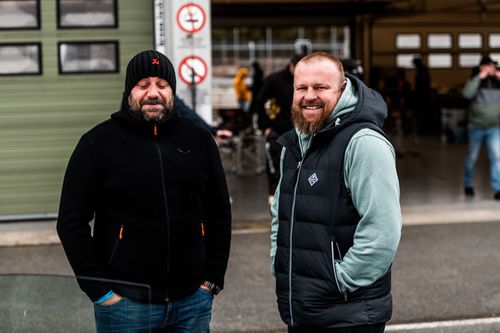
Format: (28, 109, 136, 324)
(271, 52, 401, 332)
(233, 67, 253, 130)
(412, 56, 432, 135)
(254, 54, 303, 205)
(462, 55, 500, 200)
(249, 61, 264, 115)
(57, 50, 232, 332)
(176, 96, 233, 141)
(233, 67, 252, 113)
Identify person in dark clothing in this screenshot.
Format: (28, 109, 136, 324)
(412, 56, 432, 134)
(271, 52, 401, 332)
(254, 54, 303, 204)
(249, 61, 264, 114)
(57, 50, 232, 333)
(176, 95, 233, 140)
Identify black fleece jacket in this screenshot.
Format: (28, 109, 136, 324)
(57, 103, 231, 303)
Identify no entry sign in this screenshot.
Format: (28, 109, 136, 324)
(176, 3, 206, 34)
(178, 55, 208, 85)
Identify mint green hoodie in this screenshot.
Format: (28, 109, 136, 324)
(270, 78, 402, 293)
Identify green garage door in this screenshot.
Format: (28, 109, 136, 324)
(0, 0, 154, 219)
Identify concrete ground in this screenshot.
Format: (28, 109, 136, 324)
(1, 135, 500, 332)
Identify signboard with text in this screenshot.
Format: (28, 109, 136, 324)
(154, 0, 212, 124)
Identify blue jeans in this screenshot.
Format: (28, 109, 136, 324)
(94, 288, 214, 333)
(464, 126, 500, 192)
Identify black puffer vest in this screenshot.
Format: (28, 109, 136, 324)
(275, 75, 393, 328)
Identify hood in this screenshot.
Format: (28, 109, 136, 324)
(319, 74, 387, 135)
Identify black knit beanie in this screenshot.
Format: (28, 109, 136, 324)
(124, 50, 176, 98)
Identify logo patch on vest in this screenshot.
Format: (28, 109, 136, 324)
(308, 173, 319, 186)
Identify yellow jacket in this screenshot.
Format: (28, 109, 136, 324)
(233, 68, 251, 101)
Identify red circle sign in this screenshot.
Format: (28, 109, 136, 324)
(178, 56, 208, 86)
(176, 3, 206, 34)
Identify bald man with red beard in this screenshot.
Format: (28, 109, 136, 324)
(270, 52, 402, 333)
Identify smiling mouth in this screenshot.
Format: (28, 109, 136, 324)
(302, 105, 323, 110)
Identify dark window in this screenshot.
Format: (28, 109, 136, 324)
(58, 41, 119, 74)
(0, 43, 42, 75)
(57, 0, 117, 28)
(0, 0, 40, 30)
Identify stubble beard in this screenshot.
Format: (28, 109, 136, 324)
(291, 104, 334, 135)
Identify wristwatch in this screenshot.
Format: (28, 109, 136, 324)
(201, 280, 221, 295)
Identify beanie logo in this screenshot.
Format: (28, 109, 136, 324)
(152, 58, 160, 65)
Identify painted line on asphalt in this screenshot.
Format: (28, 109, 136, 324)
(386, 317, 500, 331)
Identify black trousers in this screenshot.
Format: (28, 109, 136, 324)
(288, 323, 386, 333)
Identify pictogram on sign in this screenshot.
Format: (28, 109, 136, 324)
(178, 56, 208, 86)
(176, 3, 206, 34)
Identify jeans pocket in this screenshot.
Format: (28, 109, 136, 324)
(198, 287, 214, 297)
(94, 296, 126, 310)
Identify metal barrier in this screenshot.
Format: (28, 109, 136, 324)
(218, 132, 266, 176)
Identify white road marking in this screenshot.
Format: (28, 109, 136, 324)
(386, 317, 500, 331)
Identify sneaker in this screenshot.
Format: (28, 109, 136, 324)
(495, 191, 500, 200)
(464, 187, 474, 197)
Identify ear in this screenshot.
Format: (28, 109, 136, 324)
(341, 80, 347, 92)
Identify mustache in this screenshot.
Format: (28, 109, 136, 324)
(141, 98, 164, 106)
(301, 101, 324, 107)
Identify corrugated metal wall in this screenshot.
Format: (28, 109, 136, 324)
(0, 0, 154, 218)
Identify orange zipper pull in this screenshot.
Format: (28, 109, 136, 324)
(154, 125, 158, 137)
(201, 223, 205, 236)
(119, 225, 124, 240)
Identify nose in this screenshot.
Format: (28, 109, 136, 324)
(304, 87, 316, 100)
(146, 85, 160, 98)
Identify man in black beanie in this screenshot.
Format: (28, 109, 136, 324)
(57, 50, 232, 332)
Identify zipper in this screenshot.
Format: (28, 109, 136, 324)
(108, 224, 124, 265)
(154, 129, 170, 301)
(288, 159, 304, 326)
(330, 240, 347, 301)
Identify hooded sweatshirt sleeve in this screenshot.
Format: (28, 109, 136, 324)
(462, 75, 481, 99)
(56, 133, 109, 301)
(334, 129, 402, 293)
(270, 147, 286, 276)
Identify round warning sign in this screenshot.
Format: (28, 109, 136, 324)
(178, 56, 208, 86)
(176, 3, 206, 34)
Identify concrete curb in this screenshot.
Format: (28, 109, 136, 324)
(1, 199, 499, 247)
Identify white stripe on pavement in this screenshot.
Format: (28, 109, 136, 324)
(386, 317, 500, 331)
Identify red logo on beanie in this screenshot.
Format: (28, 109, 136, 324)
(152, 58, 160, 65)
